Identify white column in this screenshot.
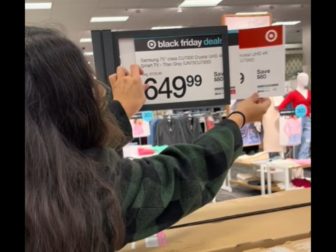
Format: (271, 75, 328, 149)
(302, 20, 311, 87)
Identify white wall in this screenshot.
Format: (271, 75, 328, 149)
(302, 14, 311, 85)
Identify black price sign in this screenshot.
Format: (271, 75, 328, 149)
(111, 26, 231, 110)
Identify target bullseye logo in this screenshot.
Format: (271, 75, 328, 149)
(147, 40, 157, 49)
(265, 30, 278, 43)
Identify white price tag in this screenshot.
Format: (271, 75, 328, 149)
(137, 47, 223, 104)
(230, 26, 286, 99)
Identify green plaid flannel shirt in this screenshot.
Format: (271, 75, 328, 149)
(92, 121, 242, 245)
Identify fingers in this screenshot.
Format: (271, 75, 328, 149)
(130, 64, 142, 78)
(115, 65, 143, 81)
(134, 64, 144, 75)
(257, 97, 271, 113)
(248, 93, 270, 109)
(262, 98, 271, 109)
(139, 67, 144, 75)
(108, 74, 117, 88)
(116, 66, 129, 79)
(250, 92, 259, 102)
(257, 97, 270, 105)
(110, 65, 130, 88)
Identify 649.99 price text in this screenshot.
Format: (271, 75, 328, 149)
(145, 75, 202, 100)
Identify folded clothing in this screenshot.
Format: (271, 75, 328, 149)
(137, 147, 156, 156)
(137, 145, 168, 157)
(291, 178, 311, 188)
(237, 173, 254, 181)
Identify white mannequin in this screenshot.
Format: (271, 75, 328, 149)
(296, 72, 309, 99)
(277, 72, 311, 159)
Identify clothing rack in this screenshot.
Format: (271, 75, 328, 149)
(166, 110, 226, 118)
(130, 112, 143, 120)
(129, 108, 228, 146)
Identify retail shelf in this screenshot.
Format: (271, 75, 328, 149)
(230, 179, 283, 192)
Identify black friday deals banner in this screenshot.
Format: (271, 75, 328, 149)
(134, 35, 225, 105)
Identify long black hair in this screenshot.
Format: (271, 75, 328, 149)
(25, 26, 126, 251)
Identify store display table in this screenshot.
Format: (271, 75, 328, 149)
(232, 153, 310, 195)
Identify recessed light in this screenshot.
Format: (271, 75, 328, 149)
(25, 2, 52, 10)
(80, 38, 92, 43)
(177, 8, 183, 13)
(90, 16, 129, 23)
(272, 21, 301, 26)
(179, 0, 223, 8)
(235, 12, 269, 16)
(151, 26, 183, 30)
(84, 52, 94, 56)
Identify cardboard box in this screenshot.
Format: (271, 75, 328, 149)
(173, 189, 310, 228)
(120, 189, 310, 252)
(243, 238, 311, 251)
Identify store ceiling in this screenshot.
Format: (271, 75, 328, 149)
(25, 0, 311, 68)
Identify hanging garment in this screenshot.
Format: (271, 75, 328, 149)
(278, 90, 311, 117)
(155, 118, 188, 145)
(293, 116, 311, 159)
(205, 116, 215, 131)
(148, 119, 160, 145)
(279, 116, 302, 146)
(130, 119, 151, 138)
(198, 116, 206, 133)
(240, 123, 262, 147)
(180, 117, 203, 143)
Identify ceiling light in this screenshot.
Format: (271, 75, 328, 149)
(90, 16, 129, 23)
(179, 0, 223, 8)
(177, 8, 183, 13)
(272, 21, 301, 26)
(25, 2, 52, 10)
(151, 26, 183, 30)
(80, 38, 92, 43)
(84, 52, 94, 56)
(235, 12, 269, 16)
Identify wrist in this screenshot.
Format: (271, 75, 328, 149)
(114, 100, 133, 118)
(228, 111, 246, 128)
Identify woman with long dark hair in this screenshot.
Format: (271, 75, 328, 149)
(25, 26, 270, 252)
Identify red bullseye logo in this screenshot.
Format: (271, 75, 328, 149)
(265, 30, 278, 42)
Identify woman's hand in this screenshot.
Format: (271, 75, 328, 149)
(229, 93, 271, 127)
(109, 64, 147, 118)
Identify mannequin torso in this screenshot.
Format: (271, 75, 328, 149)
(278, 72, 311, 116)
